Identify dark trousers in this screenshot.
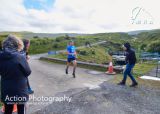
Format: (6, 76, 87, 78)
(27, 78, 31, 89)
(122, 64, 137, 83)
(4, 104, 26, 114)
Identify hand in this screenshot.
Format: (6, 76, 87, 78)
(27, 55, 30, 60)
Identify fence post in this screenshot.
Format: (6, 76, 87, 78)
(156, 61, 160, 77)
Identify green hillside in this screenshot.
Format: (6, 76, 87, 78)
(134, 29, 160, 53)
(49, 46, 112, 64)
(0, 29, 160, 54)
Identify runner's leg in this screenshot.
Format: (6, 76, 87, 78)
(72, 60, 77, 78)
(66, 59, 70, 74)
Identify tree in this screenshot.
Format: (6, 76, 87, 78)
(147, 40, 160, 53)
(33, 36, 39, 39)
(140, 44, 147, 50)
(65, 34, 70, 40)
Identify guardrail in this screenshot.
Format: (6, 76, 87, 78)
(40, 57, 124, 73)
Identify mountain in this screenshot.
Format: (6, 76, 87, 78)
(0, 31, 88, 39)
(127, 30, 150, 35)
(135, 29, 160, 42)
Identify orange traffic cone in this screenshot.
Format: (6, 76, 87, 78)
(1, 104, 17, 113)
(13, 104, 17, 112)
(105, 62, 116, 75)
(1, 105, 5, 113)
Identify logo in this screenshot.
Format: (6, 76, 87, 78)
(131, 7, 154, 25)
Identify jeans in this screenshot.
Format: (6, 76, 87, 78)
(122, 64, 137, 83)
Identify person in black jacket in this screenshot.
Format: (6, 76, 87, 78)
(0, 35, 31, 114)
(118, 43, 138, 87)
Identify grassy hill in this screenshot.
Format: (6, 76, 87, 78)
(49, 46, 112, 64)
(0, 31, 88, 39)
(136, 29, 160, 42)
(0, 29, 159, 54)
(133, 29, 160, 53)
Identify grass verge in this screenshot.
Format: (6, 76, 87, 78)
(109, 74, 160, 89)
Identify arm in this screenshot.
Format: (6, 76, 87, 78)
(0, 61, 1, 75)
(125, 52, 129, 64)
(67, 51, 77, 55)
(19, 55, 31, 77)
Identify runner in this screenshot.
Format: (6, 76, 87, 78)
(65, 40, 77, 78)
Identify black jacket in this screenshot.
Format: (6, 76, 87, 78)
(0, 50, 31, 103)
(125, 49, 137, 65)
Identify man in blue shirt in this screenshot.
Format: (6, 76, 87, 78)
(66, 40, 77, 78)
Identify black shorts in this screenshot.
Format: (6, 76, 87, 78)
(67, 58, 76, 63)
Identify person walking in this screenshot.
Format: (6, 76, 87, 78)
(22, 39, 34, 94)
(65, 40, 77, 78)
(0, 35, 31, 114)
(118, 43, 138, 87)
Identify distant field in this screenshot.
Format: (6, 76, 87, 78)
(0, 29, 160, 54)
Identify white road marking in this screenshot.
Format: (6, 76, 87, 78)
(140, 76, 160, 81)
(83, 83, 100, 89)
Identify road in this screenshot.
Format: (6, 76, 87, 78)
(1, 56, 160, 114)
(0, 40, 108, 114)
(28, 56, 160, 114)
(27, 55, 112, 114)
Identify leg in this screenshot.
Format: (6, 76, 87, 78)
(128, 72, 137, 84)
(27, 78, 31, 89)
(17, 104, 26, 114)
(27, 78, 34, 94)
(72, 60, 77, 78)
(122, 68, 128, 84)
(4, 103, 13, 114)
(66, 59, 70, 74)
(127, 65, 138, 87)
(118, 64, 129, 85)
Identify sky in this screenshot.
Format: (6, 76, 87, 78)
(0, 0, 159, 33)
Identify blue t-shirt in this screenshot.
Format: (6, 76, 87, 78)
(67, 45, 76, 58)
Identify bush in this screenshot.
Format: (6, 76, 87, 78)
(79, 50, 88, 55)
(65, 34, 70, 40)
(33, 36, 39, 38)
(53, 43, 59, 48)
(140, 44, 147, 50)
(55, 36, 65, 42)
(91, 50, 95, 55)
(147, 40, 160, 53)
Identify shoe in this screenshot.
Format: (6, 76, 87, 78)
(130, 82, 138, 87)
(28, 88, 34, 94)
(117, 81, 125, 86)
(66, 69, 68, 74)
(72, 73, 76, 78)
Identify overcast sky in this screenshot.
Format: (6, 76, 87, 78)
(0, 0, 159, 33)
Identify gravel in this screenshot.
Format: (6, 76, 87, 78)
(33, 82, 160, 114)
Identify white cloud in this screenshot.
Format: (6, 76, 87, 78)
(0, 0, 160, 33)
